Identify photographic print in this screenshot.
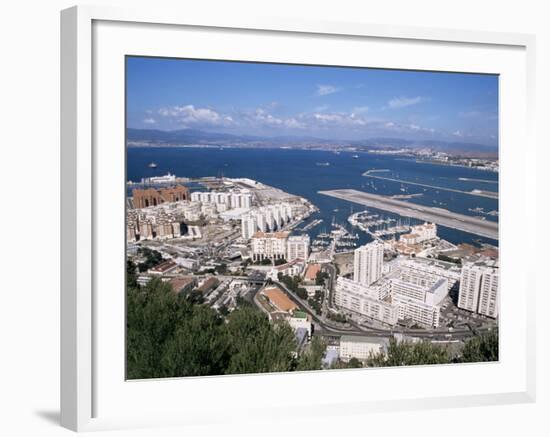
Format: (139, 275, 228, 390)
(125, 57, 499, 379)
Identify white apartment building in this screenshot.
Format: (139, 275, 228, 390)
(389, 267, 447, 328)
(240, 203, 296, 239)
(394, 257, 460, 291)
(399, 222, 437, 245)
(390, 280, 446, 328)
(190, 190, 253, 210)
(353, 241, 384, 286)
(241, 214, 257, 240)
(334, 277, 398, 326)
(339, 336, 388, 362)
(334, 256, 448, 328)
(390, 272, 448, 307)
(255, 213, 268, 232)
(250, 231, 289, 261)
(458, 262, 499, 318)
(287, 235, 310, 261)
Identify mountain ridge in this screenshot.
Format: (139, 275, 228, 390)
(126, 128, 498, 157)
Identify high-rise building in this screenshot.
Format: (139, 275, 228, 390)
(287, 235, 310, 261)
(241, 214, 257, 240)
(478, 268, 499, 318)
(353, 241, 384, 286)
(458, 262, 499, 318)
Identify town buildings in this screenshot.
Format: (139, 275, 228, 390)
(457, 261, 499, 318)
(286, 235, 311, 261)
(250, 231, 310, 263)
(335, 243, 452, 328)
(399, 222, 437, 245)
(240, 203, 295, 239)
(250, 231, 290, 261)
(132, 185, 189, 209)
(339, 336, 389, 362)
(353, 240, 384, 286)
(190, 189, 253, 210)
(266, 259, 305, 281)
(334, 277, 398, 325)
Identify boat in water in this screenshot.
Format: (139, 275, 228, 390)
(316, 162, 330, 166)
(148, 162, 158, 168)
(352, 154, 359, 159)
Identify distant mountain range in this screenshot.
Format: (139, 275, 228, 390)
(127, 128, 498, 158)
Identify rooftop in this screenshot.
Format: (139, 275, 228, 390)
(304, 264, 321, 281)
(198, 276, 220, 291)
(150, 260, 177, 273)
(169, 276, 195, 293)
(263, 287, 297, 312)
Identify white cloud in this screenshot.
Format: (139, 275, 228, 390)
(157, 105, 234, 127)
(387, 96, 424, 109)
(142, 118, 156, 125)
(307, 111, 373, 128)
(243, 108, 305, 129)
(316, 84, 340, 96)
(452, 130, 463, 137)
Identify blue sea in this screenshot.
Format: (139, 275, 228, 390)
(127, 147, 499, 247)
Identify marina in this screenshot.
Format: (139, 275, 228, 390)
(319, 189, 498, 240)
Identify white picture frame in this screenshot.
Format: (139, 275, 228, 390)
(60, 5, 537, 432)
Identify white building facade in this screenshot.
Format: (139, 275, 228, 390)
(250, 231, 289, 261)
(334, 277, 398, 326)
(458, 262, 499, 318)
(339, 336, 388, 362)
(353, 241, 384, 286)
(287, 235, 310, 261)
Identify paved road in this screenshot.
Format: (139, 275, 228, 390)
(319, 189, 498, 240)
(274, 279, 485, 341)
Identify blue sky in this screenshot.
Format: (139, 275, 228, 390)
(126, 57, 499, 146)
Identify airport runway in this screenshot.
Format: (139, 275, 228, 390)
(319, 189, 498, 240)
(362, 172, 498, 199)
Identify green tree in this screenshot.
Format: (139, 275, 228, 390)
(160, 305, 229, 377)
(315, 271, 329, 286)
(186, 289, 205, 305)
(347, 357, 363, 368)
(461, 329, 498, 363)
(296, 287, 308, 300)
(274, 258, 288, 266)
(127, 260, 138, 288)
(225, 307, 297, 374)
(214, 263, 227, 275)
(126, 278, 185, 379)
(296, 336, 327, 371)
(367, 338, 450, 367)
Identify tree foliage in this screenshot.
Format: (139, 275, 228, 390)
(315, 271, 329, 286)
(296, 336, 327, 371)
(127, 279, 322, 379)
(367, 338, 450, 367)
(136, 247, 163, 272)
(460, 329, 498, 363)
